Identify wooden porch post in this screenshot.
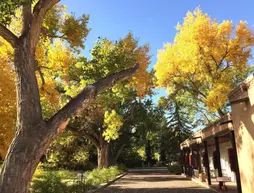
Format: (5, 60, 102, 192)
(204, 141, 211, 185)
(187, 148, 190, 176)
(184, 149, 187, 175)
(214, 136, 223, 188)
(190, 148, 194, 177)
(230, 130, 242, 193)
(197, 144, 202, 174)
(181, 150, 184, 174)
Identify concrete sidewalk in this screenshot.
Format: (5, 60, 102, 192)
(99, 167, 215, 193)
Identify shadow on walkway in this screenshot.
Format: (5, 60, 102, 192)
(100, 186, 214, 193)
(99, 168, 215, 193)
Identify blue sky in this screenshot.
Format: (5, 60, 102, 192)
(61, 0, 254, 102)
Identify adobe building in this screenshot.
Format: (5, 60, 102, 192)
(180, 75, 254, 193)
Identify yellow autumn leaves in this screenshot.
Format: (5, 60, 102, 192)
(0, 38, 15, 157)
(155, 8, 254, 112)
(103, 110, 123, 142)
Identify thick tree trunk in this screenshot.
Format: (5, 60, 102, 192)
(145, 140, 152, 167)
(0, 127, 54, 193)
(97, 143, 109, 168)
(0, 37, 51, 193)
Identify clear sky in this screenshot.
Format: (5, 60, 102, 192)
(61, 0, 254, 102)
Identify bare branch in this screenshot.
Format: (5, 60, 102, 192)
(38, 67, 45, 86)
(0, 23, 18, 47)
(47, 63, 139, 133)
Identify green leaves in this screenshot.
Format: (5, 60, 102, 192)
(0, 0, 25, 25)
(60, 13, 90, 50)
(103, 110, 123, 142)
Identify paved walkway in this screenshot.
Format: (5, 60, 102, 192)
(99, 168, 215, 193)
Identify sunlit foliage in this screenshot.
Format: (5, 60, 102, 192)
(155, 8, 254, 112)
(0, 37, 15, 157)
(103, 110, 123, 142)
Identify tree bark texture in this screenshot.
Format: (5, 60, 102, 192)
(145, 140, 152, 167)
(97, 143, 109, 168)
(0, 37, 51, 193)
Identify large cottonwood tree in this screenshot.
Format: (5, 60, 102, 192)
(64, 34, 152, 168)
(0, 1, 140, 193)
(155, 8, 254, 116)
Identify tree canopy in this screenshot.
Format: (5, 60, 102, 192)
(155, 8, 254, 115)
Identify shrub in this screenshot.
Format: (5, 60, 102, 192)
(31, 172, 66, 193)
(155, 161, 165, 167)
(31, 165, 126, 192)
(66, 182, 93, 193)
(85, 166, 123, 187)
(167, 164, 182, 175)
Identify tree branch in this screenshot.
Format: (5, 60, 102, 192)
(123, 101, 136, 122)
(0, 23, 18, 47)
(28, 0, 60, 53)
(67, 126, 100, 148)
(22, 0, 32, 34)
(47, 63, 139, 133)
(217, 108, 225, 118)
(114, 144, 126, 161)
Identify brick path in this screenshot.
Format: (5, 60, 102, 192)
(99, 168, 215, 193)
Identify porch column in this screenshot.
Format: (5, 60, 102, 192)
(204, 141, 211, 185)
(190, 148, 194, 177)
(181, 150, 184, 174)
(184, 149, 187, 175)
(197, 144, 202, 174)
(187, 148, 190, 176)
(230, 130, 242, 193)
(214, 136, 223, 188)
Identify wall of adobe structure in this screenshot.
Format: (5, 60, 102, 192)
(229, 76, 254, 193)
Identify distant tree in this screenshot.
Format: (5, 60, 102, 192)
(46, 130, 95, 170)
(157, 98, 192, 162)
(65, 34, 152, 168)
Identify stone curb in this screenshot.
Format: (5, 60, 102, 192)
(87, 172, 128, 193)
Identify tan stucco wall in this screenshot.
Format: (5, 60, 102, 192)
(230, 79, 254, 193)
